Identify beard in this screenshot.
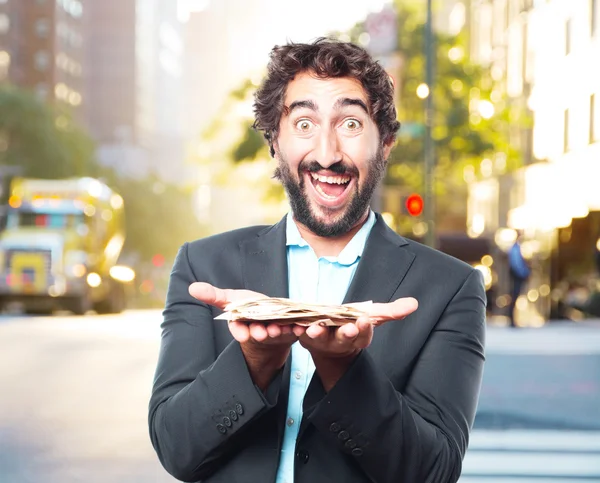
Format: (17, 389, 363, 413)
(273, 147, 387, 238)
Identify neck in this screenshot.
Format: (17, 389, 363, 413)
(293, 211, 370, 258)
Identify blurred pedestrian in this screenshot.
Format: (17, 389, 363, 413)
(507, 232, 531, 327)
(149, 39, 486, 483)
(595, 238, 600, 277)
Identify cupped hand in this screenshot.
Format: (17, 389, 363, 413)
(299, 296, 419, 358)
(188, 282, 306, 346)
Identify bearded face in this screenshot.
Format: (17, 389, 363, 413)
(274, 148, 387, 237)
(273, 73, 392, 238)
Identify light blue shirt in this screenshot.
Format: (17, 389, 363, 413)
(275, 210, 376, 483)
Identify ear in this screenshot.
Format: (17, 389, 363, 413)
(272, 138, 280, 160)
(382, 138, 395, 159)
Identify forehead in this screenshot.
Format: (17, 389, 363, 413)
(283, 71, 368, 109)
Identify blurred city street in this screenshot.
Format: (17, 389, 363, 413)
(0, 310, 177, 483)
(0, 312, 599, 483)
(1, 0, 600, 480)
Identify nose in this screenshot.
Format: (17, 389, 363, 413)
(315, 126, 342, 168)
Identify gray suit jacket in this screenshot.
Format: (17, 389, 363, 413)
(148, 214, 486, 483)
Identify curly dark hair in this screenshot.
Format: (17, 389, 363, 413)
(253, 38, 400, 157)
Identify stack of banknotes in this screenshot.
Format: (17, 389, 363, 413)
(215, 297, 372, 326)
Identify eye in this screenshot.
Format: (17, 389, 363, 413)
(295, 119, 314, 132)
(343, 119, 362, 130)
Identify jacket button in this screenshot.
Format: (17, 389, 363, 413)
(216, 423, 227, 434)
(345, 439, 357, 449)
(235, 403, 244, 415)
(338, 430, 350, 441)
(228, 409, 238, 421)
(222, 416, 232, 428)
(329, 422, 341, 433)
(296, 449, 309, 464)
(351, 448, 364, 457)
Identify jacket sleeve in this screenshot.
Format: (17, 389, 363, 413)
(306, 269, 486, 483)
(148, 243, 283, 482)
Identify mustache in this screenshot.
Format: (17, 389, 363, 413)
(299, 160, 359, 177)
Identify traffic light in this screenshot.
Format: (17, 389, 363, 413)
(405, 193, 424, 217)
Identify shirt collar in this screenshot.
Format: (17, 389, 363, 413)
(285, 210, 376, 266)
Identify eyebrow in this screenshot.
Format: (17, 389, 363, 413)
(284, 97, 369, 116)
(333, 97, 369, 114)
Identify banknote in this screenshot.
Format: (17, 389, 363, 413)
(215, 297, 372, 326)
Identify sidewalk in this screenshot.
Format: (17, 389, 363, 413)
(487, 314, 600, 329)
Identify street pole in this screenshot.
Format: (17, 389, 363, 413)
(424, 0, 436, 248)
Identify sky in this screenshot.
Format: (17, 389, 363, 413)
(180, 0, 392, 81)
(179, 0, 390, 31)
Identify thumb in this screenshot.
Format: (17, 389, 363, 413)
(367, 297, 419, 322)
(188, 282, 229, 309)
(188, 282, 265, 310)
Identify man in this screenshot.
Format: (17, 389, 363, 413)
(149, 39, 486, 483)
(507, 233, 530, 327)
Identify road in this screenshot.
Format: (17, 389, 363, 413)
(0, 312, 599, 483)
(0, 310, 176, 483)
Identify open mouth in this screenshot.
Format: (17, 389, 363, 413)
(307, 172, 354, 207)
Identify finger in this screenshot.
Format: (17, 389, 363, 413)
(249, 323, 269, 342)
(292, 325, 307, 337)
(336, 323, 359, 342)
(367, 297, 418, 324)
(188, 282, 264, 309)
(266, 323, 282, 338)
(228, 321, 250, 343)
(279, 324, 294, 336)
(353, 319, 374, 348)
(305, 324, 328, 339)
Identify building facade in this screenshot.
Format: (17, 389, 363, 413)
(0, 0, 85, 117)
(468, 0, 600, 323)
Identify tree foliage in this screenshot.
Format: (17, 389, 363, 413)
(100, 170, 206, 262)
(0, 85, 204, 264)
(0, 86, 96, 179)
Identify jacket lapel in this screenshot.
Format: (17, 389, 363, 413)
(239, 216, 289, 298)
(343, 214, 415, 305)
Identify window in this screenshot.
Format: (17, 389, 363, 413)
(34, 51, 50, 71)
(592, 94, 598, 143)
(35, 18, 50, 38)
(564, 109, 570, 152)
(565, 18, 572, 55)
(592, 0, 598, 37)
(0, 13, 9, 35)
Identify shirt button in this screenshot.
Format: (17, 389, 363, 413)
(352, 448, 364, 457)
(216, 423, 227, 434)
(286, 417, 294, 427)
(296, 449, 309, 464)
(338, 430, 350, 441)
(345, 439, 357, 449)
(222, 416, 232, 428)
(294, 371, 302, 379)
(228, 409, 238, 421)
(235, 403, 244, 415)
(329, 422, 341, 433)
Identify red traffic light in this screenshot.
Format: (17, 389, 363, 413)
(406, 194, 424, 217)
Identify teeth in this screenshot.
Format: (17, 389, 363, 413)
(310, 172, 351, 184)
(315, 183, 337, 199)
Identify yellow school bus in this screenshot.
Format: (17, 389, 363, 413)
(0, 177, 134, 314)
